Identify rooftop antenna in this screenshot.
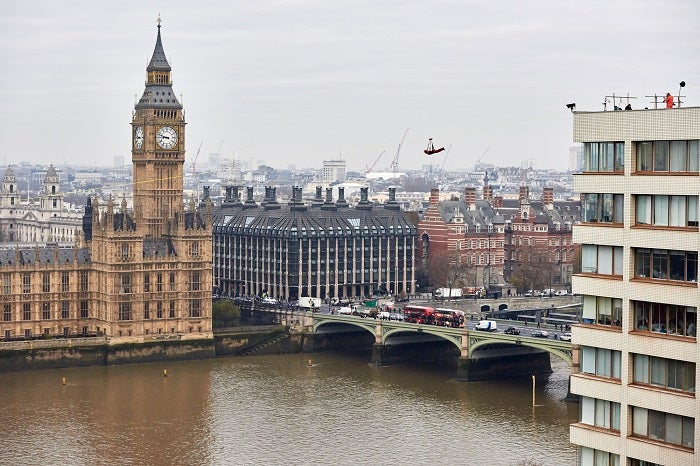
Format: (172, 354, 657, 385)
(603, 93, 636, 111)
(678, 81, 686, 108)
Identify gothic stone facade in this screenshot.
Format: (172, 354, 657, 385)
(0, 24, 212, 342)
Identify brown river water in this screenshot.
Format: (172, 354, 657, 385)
(0, 352, 577, 465)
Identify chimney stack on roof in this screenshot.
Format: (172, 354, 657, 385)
(429, 188, 440, 206)
(519, 186, 529, 204)
(483, 185, 494, 204)
(543, 187, 554, 210)
(464, 187, 476, 211)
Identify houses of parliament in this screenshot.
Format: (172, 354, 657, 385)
(0, 23, 213, 342)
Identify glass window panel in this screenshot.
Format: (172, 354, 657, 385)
(666, 413, 682, 445)
(666, 359, 683, 390)
(598, 297, 612, 324)
(669, 252, 685, 281)
(654, 141, 669, 171)
(612, 350, 621, 378)
(635, 249, 651, 277)
(688, 141, 699, 172)
(582, 245, 598, 273)
(669, 196, 686, 227)
(612, 403, 620, 430)
(613, 195, 624, 223)
(598, 246, 613, 275)
(633, 406, 648, 436)
(636, 195, 651, 224)
(582, 345, 595, 373)
(582, 296, 596, 322)
(652, 250, 668, 279)
(634, 353, 649, 383)
(583, 194, 599, 222)
(597, 348, 611, 377)
(682, 417, 695, 447)
(688, 196, 698, 226)
(686, 308, 697, 337)
(596, 399, 611, 428)
(651, 303, 666, 333)
(612, 299, 623, 327)
(648, 410, 665, 440)
(670, 141, 687, 172)
(635, 302, 650, 330)
(585, 143, 599, 171)
(637, 142, 653, 171)
(687, 252, 698, 282)
(654, 195, 669, 226)
(580, 447, 594, 465)
(650, 357, 666, 386)
(615, 142, 625, 171)
(684, 361, 696, 392)
(601, 194, 613, 222)
(581, 396, 595, 424)
(613, 247, 623, 275)
(601, 143, 614, 172)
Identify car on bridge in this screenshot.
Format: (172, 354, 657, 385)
(503, 326, 520, 335)
(558, 332, 572, 341)
(531, 330, 550, 338)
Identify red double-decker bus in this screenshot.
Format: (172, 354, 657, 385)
(434, 308, 465, 327)
(403, 305, 435, 324)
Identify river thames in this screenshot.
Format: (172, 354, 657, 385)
(0, 352, 576, 465)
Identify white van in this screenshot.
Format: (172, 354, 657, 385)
(475, 320, 498, 332)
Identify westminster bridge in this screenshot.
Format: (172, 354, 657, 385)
(309, 313, 576, 381)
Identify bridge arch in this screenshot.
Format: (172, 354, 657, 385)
(313, 318, 376, 337)
(383, 327, 463, 351)
(469, 338, 572, 366)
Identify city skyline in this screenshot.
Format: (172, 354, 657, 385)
(1, 0, 698, 172)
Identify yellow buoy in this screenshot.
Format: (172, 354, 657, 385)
(163, 369, 168, 377)
(307, 359, 312, 367)
(62, 377, 66, 385)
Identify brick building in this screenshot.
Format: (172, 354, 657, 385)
(417, 184, 580, 292)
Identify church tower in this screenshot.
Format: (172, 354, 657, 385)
(0, 166, 17, 208)
(131, 18, 185, 236)
(39, 165, 64, 212)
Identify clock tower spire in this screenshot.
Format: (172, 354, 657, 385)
(131, 19, 185, 236)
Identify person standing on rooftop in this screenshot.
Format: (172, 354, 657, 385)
(664, 92, 675, 108)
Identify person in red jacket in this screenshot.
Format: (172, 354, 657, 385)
(664, 92, 675, 108)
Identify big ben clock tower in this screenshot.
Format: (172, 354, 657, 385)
(132, 18, 185, 236)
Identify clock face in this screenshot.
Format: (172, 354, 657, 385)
(134, 126, 144, 149)
(157, 126, 178, 150)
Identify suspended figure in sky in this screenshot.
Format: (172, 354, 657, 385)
(424, 138, 445, 155)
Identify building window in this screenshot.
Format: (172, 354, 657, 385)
(80, 271, 88, 292)
(80, 300, 88, 318)
(191, 242, 200, 256)
(119, 273, 132, 293)
(3, 304, 11, 322)
(169, 301, 175, 318)
(189, 299, 201, 318)
(636, 195, 698, 227)
(582, 295, 622, 327)
(634, 248, 697, 282)
(634, 301, 696, 336)
(628, 460, 661, 466)
(632, 406, 694, 448)
(118, 302, 132, 321)
(581, 245, 623, 275)
(633, 354, 695, 393)
(61, 301, 69, 319)
(581, 346, 621, 379)
(169, 272, 176, 292)
(157, 302, 163, 319)
(121, 243, 129, 260)
(582, 193, 624, 223)
(42, 303, 50, 320)
(190, 272, 200, 291)
(578, 447, 620, 466)
(583, 141, 625, 172)
(636, 140, 699, 173)
(580, 396, 620, 431)
(144, 302, 150, 320)
(61, 272, 70, 292)
(157, 273, 163, 292)
(42, 273, 50, 293)
(22, 273, 31, 294)
(2, 274, 11, 294)
(144, 274, 150, 292)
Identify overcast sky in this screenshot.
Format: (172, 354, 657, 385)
(1, 0, 698, 173)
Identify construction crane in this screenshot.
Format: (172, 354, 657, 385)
(474, 146, 490, 170)
(439, 144, 453, 173)
(365, 150, 385, 175)
(389, 128, 409, 173)
(190, 140, 204, 175)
